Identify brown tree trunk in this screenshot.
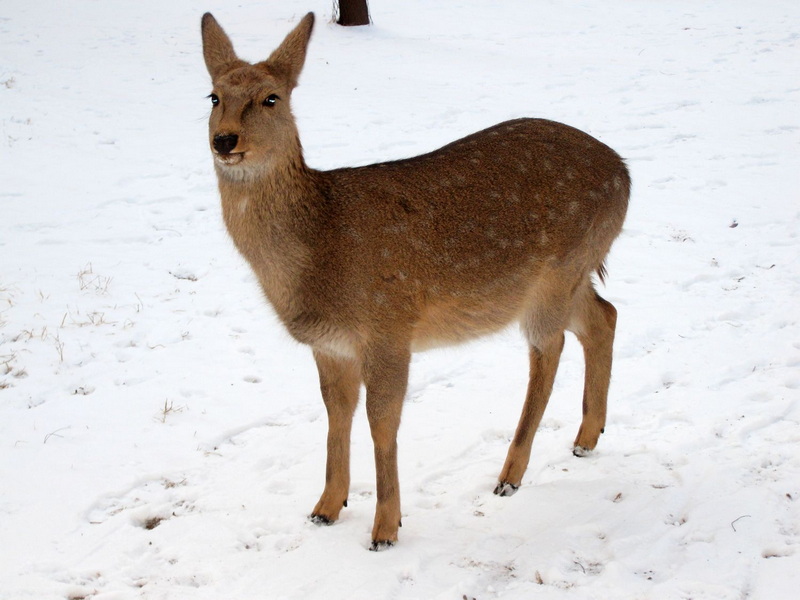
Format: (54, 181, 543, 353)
(336, 0, 371, 26)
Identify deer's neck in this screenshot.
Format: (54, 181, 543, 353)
(216, 152, 323, 320)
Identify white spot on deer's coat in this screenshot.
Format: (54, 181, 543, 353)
(383, 223, 408, 234)
(344, 227, 362, 241)
(238, 197, 249, 214)
(433, 252, 453, 266)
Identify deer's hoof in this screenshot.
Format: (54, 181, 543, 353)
(369, 539, 395, 552)
(573, 445, 592, 458)
(493, 481, 519, 497)
(309, 513, 334, 526)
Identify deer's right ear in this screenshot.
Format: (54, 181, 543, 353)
(201, 13, 239, 80)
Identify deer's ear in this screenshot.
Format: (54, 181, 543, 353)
(201, 13, 241, 80)
(262, 13, 315, 89)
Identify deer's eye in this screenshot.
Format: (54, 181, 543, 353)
(263, 94, 280, 107)
(209, 93, 220, 107)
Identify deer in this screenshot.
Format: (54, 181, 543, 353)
(200, 12, 629, 550)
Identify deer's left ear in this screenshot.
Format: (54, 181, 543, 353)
(201, 13, 242, 80)
(262, 12, 315, 90)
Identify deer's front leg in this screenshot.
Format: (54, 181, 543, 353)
(310, 350, 361, 524)
(363, 344, 410, 550)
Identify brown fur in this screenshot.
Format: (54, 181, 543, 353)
(201, 12, 630, 548)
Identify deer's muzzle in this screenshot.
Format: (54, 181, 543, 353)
(213, 133, 239, 155)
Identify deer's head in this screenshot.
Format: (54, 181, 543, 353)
(201, 13, 314, 179)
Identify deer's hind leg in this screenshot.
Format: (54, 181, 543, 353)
(494, 292, 569, 496)
(568, 282, 617, 456)
(310, 350, 361, 524)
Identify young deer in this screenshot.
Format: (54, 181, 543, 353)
(201, 12, 629, 550)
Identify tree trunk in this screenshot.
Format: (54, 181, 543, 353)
(336, 0, 370, 26)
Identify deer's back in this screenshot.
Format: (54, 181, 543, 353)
(320, 118, 627, 273)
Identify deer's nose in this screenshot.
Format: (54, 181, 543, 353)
(213, 134, 239, 155)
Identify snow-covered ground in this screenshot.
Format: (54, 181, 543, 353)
(2, 1, 799, 598)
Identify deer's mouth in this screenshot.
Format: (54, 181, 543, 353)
(214, 152, 245, 166)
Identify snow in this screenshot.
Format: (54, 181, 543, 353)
(1, 0, 799, 598)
